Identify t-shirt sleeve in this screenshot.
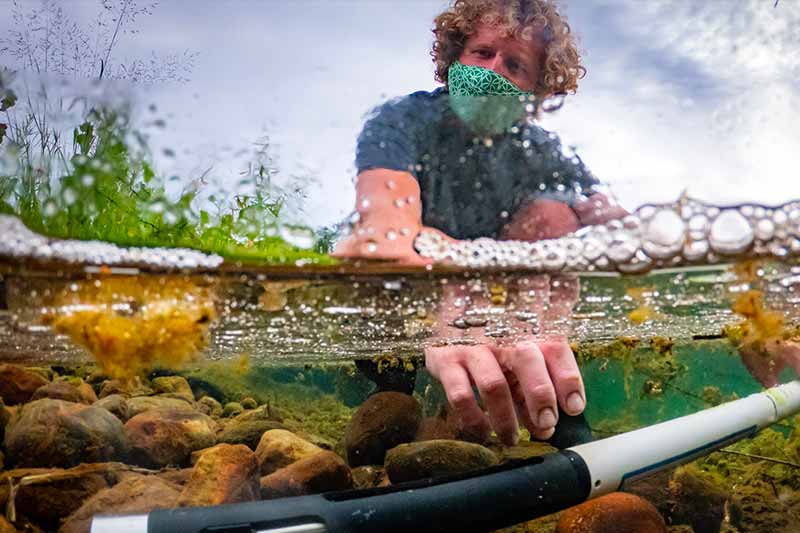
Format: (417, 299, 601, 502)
(518, 125, 602, 207)
(355, 93, 428, 176)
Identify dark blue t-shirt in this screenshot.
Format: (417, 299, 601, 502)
(356, 88, 600, 240)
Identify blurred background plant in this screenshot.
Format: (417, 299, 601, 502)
(0, 0, 335, 264)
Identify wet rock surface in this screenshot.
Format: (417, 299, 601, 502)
(260, 450, 353, 499)
(218, 418, 286, 451)
(344, 391, 422, 466)
(4, 399, 127, 468)
(556, 492, 667, 533)
(2, 463, 124, 530)
(31, 380, 96, 405)
(61, 474, 181, 533)
(124, 407, 217, 468)
(93, 394, 130, 422)
(255, 429, 323, 475)
(125, 395, 195, 418)
(0, 364, 49, 405)
(151, 376, 195, 403)
(385, 439, 499, 483)
(177, 444, 260, 507)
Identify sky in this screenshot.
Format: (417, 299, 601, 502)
(2, 0, 799, 227)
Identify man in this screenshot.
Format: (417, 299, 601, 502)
(336, 0, 625, 445)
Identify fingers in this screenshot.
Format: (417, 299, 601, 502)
(427, 347, 492, 442)
(540, 340, 586, 416)
(503, 342, 558, 440)
(463, 345, 518, 445)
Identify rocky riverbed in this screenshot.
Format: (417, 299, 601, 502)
(1, 362, 799, 533)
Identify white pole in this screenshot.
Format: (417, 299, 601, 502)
(570, 380, 800, 498)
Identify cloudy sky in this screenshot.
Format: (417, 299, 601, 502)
(3, 0, 799, 227)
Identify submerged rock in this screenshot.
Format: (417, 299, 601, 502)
(0, 515, 14, 533)
(6, 463, 118, 530)
(98, 379, 154, 399)
(61, 474, 181, 533)
(668, 466, 731, 533)
(255, 429, 323, 475)
(218, 418, 285, 451)
(344, 392, 422, 467)
(351, 465, 387, 489)
(177, 444, 260, 507)
(240, 397, 258, 410)
(556, 492, 667, 533)
(223, 402, 244, 418)
(151, 376, 195, 403)
(93, 394, 130, 422)
(384, 439, 499, 483)
(125, 395, 194, 418)
(31, 381, 96, 405)
(260, 450, 352, 499)
(197, 396, 223, 418)
(0, 364, 49, 405)
(0, 399, 10, 441)
(4, 399, 127, 468)
(124, 407, 217, 468)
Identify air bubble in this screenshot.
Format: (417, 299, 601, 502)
(81, 174, 95, 187)
(709, 210, 754, 255)
(755, 218, 775, 241)
(394, 198, 406, 208)
(386, 180, 396, 190)
(386, 230, 398, 241)
(642, 209, 685, 259)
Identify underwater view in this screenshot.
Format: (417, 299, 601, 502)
(2, 1, 800, 532)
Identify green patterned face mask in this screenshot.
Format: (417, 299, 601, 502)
(448, 60, 533, 135)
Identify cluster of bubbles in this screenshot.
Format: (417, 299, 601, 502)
(0, 215, 223, 270)
(415, 197, 800, 273)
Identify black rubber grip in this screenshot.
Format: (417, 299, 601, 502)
(149, 450, 591, 533)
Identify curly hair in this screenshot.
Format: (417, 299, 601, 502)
(432, 0, 585, 97)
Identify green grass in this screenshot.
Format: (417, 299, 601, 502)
(0, 85, 336, 266)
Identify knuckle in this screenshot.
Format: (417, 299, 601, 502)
(529, 383, 555, 404)
(479, 376, 509, 397)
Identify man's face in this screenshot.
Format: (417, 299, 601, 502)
(458, 22, 544, 92)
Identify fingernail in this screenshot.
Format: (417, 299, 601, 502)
(567, 392, 585, 414)
(538, 408, 557, 428)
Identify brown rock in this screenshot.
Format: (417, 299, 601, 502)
(0, 398, 10, 441)
(126, 395, 194, 418)
(0, 515, 15, 533)
(668, 466, 730, 533)
(157, 468, 194, 487)
(255, 429, 323, 475)
(0, 364, 49, 405)
(124, 407, 217, 468)
(385, 439, 499, 483)
(556, 492, 667, 533)
(219, 418, 286, 451)
(240, 397, 258, 410)
(351, 465, 387, 489)
(7, 463, 116, 530)
(31, 381, 94, 405)
(197, 396, 223, 417)
(4, 399, 127, 468)
(177, 444, 260, 507)
(98, 379, 153, 399)
(344, 392, 422, 467)
(93, 394, 130, 422)
(151, 376, 195, 403)
(61, 475, 181, 533)
(260, 451, 352, 499)
(223, 402, 244, 418)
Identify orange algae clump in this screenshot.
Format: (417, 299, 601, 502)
(626, 286, 662, 324)
(42, 276, 216, 380)
(731, 290, 785, 349)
